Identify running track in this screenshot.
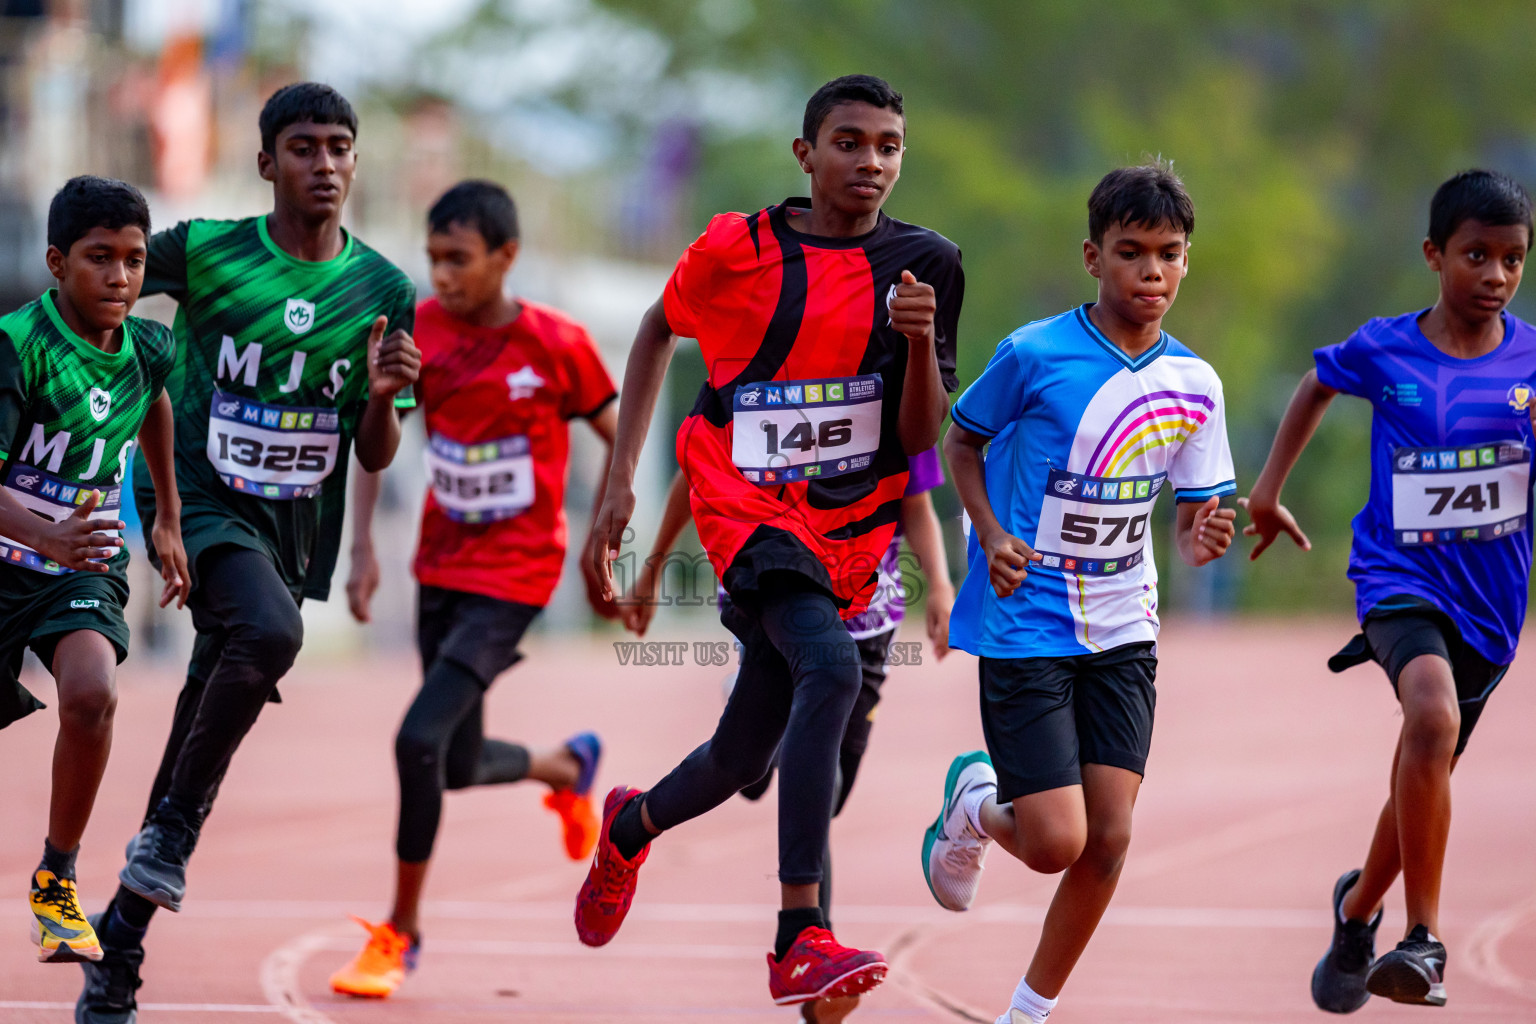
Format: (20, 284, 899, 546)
(3, 620, 1533, 1022)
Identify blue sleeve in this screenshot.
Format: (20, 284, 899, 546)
(1313, 327, 1372, 398)
(951, 336, 1028, 439)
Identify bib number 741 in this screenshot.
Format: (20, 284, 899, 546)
(1423, 481, 1500, 516)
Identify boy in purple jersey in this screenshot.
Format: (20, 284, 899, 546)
(1244, 170, 1535, 1012)
(624, 446, 951, 1024)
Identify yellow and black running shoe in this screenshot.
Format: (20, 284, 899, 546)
(31, 870, 102, 963)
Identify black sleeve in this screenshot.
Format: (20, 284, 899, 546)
(0, 330, 27, 464)
(143, 222, 192, 301)
(927, 244, 964, 393)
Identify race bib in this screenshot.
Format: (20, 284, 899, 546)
(731, 374, 882, 484)
(1391, 442, 1530, 546)
(0, 464, 122, 574)
(207, 389, 341, 500)
(425, 432, 534, 523)
(1032, 469, 1164, 576)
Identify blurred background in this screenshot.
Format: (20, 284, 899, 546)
(4, 0, 1535, 658)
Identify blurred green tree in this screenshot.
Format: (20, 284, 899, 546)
(425, 0, 1536, 611)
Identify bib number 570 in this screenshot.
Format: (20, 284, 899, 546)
(1060, 512, 1149, 546)
(215, 432, 330, 473)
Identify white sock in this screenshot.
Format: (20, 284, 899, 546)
(961, 780, 995, 837)
(1011, 976, 1058, 1022)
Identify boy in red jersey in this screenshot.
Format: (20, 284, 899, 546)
(577, 75, 963, 1007)
(333, 181, 616, 998)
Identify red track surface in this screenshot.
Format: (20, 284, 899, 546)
(3, 620, 1534, 1022)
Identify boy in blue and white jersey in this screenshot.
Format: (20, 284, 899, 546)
(1245, 170, 1535, 1013)
(925, 163, 1237, 1024)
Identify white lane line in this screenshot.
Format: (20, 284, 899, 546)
(304, 936, 764, 958)
(0, 1003, 281, 1013)
(897, 800, 1357, 1022)
(1464, 890, 1536, 1003)
(259, 863, 582, 1024)
(198, 897, 1322, 927)
(259, 928, 346, 1024)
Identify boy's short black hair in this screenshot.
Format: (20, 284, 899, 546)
(1088, 160, 1195, 245)
(259, 82, 358, 154)
(1428, 170, 1534, 249)
(802, 74, 903, 143)
(47, 175, 151, 255)
(427, 180, 520, 249)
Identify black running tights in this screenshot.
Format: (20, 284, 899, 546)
(644, 583, 863, 886)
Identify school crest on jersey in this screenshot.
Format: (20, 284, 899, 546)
(284, 298, 316, 335)
(87, 387, 111, 422)
(506, 366, 545, 401)
(1508, 382, 1532, 413)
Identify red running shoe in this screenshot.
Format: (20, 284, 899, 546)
(574, 786, 650, 947)
(767, 926, 888, 1005)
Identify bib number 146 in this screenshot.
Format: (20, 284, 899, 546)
(762, 418, 853, 454)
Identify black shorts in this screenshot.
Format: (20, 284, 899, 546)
(979, 642, 1157, 802)
(417, 584, 541, 688)
(1327, 594, 1507, 757)
(0, 568, 130, 729)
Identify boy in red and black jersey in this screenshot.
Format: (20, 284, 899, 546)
(333, 181, 617, 998)
(577, 75, 963, 1007)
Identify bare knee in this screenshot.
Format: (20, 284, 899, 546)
(1401, 696, 1459, 761)
(58, 674, 116, 735)
(1018, 822, 1086, 874)
(1077, 820, 1134, 881)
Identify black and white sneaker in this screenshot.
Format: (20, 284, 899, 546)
(118, 798, 202, 913)
(1311, 869, 1381, 1013)
(76, 915, 143, 1024)
(1366, 924, 1446, 1007)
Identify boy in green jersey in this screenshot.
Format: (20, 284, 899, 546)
(78, 83, 420, 1022)
(0, 175, 187, 964)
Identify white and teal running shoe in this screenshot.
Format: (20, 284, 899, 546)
(922, 750, 996, 912)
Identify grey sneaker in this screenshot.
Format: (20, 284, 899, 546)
(1311, 869, 1382, 1013)
(76, 915, 142, 1024)
(118, 799, 200, 913)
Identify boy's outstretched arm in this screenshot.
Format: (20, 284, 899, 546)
(590, 297, 678, 599)
(899, 488, 953, 659)
(942, 421, 1039, 598)
(891, 270, 949, 454)
(581, 402, 621, 620)
(622, 469, 692, 637)
(138, 389, 191, 608)
(1240, 368, 1337, 559)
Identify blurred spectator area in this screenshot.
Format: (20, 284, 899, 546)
(0, 0, 679, 661)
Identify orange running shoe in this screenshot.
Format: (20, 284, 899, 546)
(329, 917, 418, 998)
(544, 789, 600, 860)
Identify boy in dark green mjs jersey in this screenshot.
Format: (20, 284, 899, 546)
(0, 176, 187, 965)
(77, 83, 421, 1022)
